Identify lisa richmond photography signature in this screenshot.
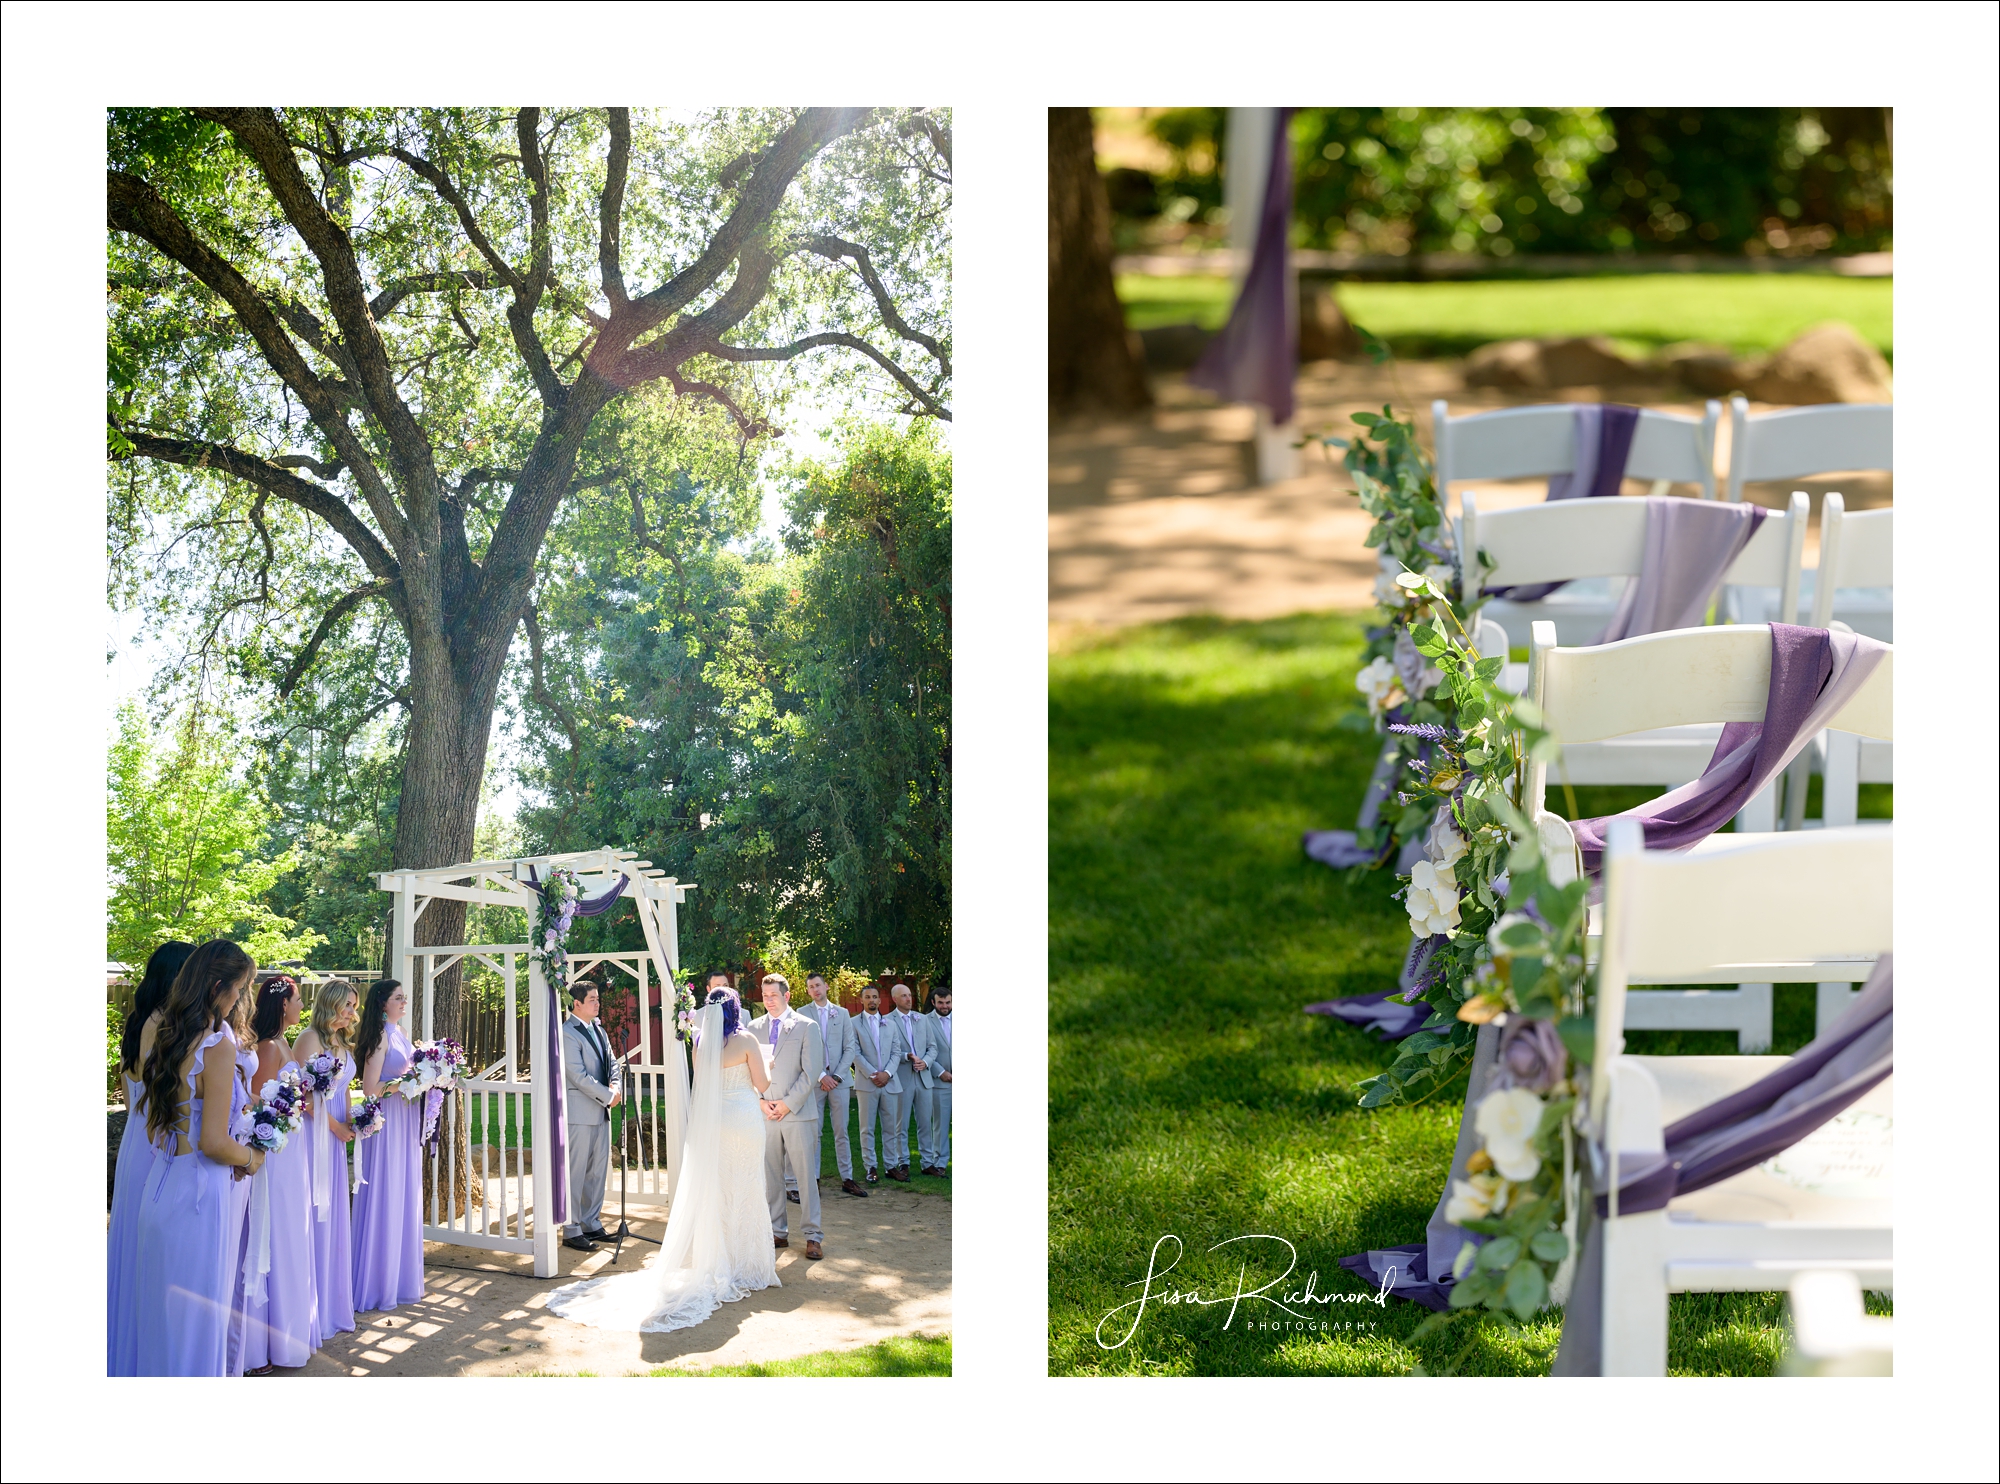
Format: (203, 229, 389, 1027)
(1094, 1234, 1392, 1350)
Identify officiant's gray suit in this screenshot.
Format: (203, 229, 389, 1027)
(561, 1013, 617, 1238)
(850, 1010, 900, 1178)
(749, 1010, 824, 1244)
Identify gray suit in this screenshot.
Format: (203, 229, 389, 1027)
(749, 1010, 824, 1244)
(850, 1011, 900, 1176)
(925, 1009, 953, 1170)
(800, 999, 859, 1182)
(561, 1014, 617, 1237)
(883, 1010, 936, 1172)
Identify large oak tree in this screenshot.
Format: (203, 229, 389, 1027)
(108, 106, 950, 1037)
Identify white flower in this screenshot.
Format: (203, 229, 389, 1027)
(1405, 858, 1462, 938)
(1444, 1172, 1508, 1224)
(1425, 812, 1468, 870)
(1374, 569, 1411, 609)
(1475, 1086, 1546, 1182)
(1421, 562, 1457, 596)
(1355, 655, 1406, 717)
(257, 1079, 280, 1104)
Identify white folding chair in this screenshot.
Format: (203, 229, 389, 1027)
(1527, 622, 1893, 1050)
(1435, 399, 1721, 649)
(1470, 491, 1806, 858)
(1588, 819, 1891, 1376)
(1723, 399, 1892, 635)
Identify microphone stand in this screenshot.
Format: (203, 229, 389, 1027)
(606, 1051, 659, 1264)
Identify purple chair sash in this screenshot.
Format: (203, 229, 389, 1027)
(1484, 403, 1640, 602)
(1187, 108, 1297, 424)
(1570, 623, 1888, 877)
(1594, 497, 1766, 644)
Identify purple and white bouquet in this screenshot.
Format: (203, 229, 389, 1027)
(298, 1049, 342, 1099)
(349, 1094, 387, 1140)
(391, 1037, 468, 1152)
(242, 1064, 309, 1153)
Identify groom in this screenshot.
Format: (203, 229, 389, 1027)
(749, 974, 826, 1260)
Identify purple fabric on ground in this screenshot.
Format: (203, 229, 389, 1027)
(1187, 108, 1296, 423)
(1305, 989, 1432, 1040)
(1554, 956, 1891, 1375)
(1484, 403, 1640, 602)
(1594, 497, 1767, 643)
(1570, 624, 1889, 877)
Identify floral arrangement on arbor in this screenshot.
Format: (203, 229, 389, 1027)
(674, 980, 698, 1044)
(528, 867, 585, 995)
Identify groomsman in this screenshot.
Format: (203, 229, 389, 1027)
(924, 986, 952, 1176)
(802, 973, 869, 1197)
(560, 980, 621, 1251)
(748, 974, 825, 1260)
(850, 984, 897, 1183)
(883, 982, 937, 1183)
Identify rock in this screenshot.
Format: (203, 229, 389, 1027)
(1742, 321, 1892, 404)
(1657, 342, 1746, 396)
(1137, 321, 1212, 371)
(1463, 336, 1652, 390)
(1299, 285, 1363, 361)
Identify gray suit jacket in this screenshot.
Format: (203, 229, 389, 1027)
(562, 1015, 617, 1125)
(926, 1011, 954, 1080)
(799, 1000, 858, 1088)
(748, 1011, 824, 1123)
(885, 1010, 937, 1091)
(850, 1011, 902, 1094)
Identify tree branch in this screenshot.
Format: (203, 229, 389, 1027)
(807, 234, 951, 376)
(708, 332, 952, 421)
(278, 580, 395, 696)
(369, 269, 500, 319)
(599, 108, 631, 311)
(521, 602, 583, 787)
(107, 169, 407, 546)
(118, 430, 400, 583)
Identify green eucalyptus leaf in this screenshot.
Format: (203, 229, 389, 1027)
(1529, 1231, 1570, 1263)
(1475, 1235, 1522, 1272)
(1504, 1260, 1548, 1319)
(1557, 1016, 1596, 1065)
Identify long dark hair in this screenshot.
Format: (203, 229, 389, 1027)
(353, 979, 401, 1073)
(119, 940, 194, 1077)
(250, 975, 300, 1043)
(142, 940, 255, 1145)
(706, 987, 741, 1040)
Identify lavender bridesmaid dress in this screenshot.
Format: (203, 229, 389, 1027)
(306, 1049, 356, 1340)
(127, 1026, 250, 1376)
(351, 1023, 425, 1312)
(226, 1040, 260, 1374)
(240, 1045, 319, 1369)
(106, 1069, 154, 1373)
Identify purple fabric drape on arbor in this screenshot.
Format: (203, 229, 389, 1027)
(1483, 403, 1640, 602)
(1593, 497, 1766, 644)
(1551, 955, 1892, 1375)
(525, 867, 631, 1224)
(1187, 108, 1296, 423)
(1569, 624, 1889, 877)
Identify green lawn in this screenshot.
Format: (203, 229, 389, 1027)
(644, 1331, 951, 1377)
(1117, 272, 1892, 361)
(1048, 613, 1888, 1376)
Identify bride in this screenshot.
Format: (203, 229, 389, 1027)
(546, 989, 779, 1331)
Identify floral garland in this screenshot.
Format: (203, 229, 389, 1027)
(673, 980, 698, 1044)
(528, 867, 584, 995)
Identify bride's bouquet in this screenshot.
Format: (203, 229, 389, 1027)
(242, 1065, 309, 1154)
(391, 1037, 467, 1153)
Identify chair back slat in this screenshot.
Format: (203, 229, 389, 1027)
(1436, 400, 1719, 498)
(1463, 493, 1650, 590)
(1726, 399, 1892, 500)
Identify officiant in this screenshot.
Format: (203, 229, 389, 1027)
(562, 978, 622, 1252)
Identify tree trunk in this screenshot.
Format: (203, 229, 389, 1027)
(1048, 107, 1152, 416)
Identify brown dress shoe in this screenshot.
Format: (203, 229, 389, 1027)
(805, 1240, 824, 1260)
(924, 1166, 948, 1178)
(773, 1235, 789, 1249)
(865, 1167, 878, 1183)
(841, 1178, 870, 1197)
(887, 1165, 911, 1182)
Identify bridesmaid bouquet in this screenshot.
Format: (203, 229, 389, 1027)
(298, 1049, 342, 1098)
(392, 1038, 468, 1153)
(349, 1094, 387, 1140)
(243, 1065, 309, 1153)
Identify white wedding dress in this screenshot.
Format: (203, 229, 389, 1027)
(546, 1006, 778, 1332)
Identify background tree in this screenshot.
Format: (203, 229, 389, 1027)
(1049, 107, 1151, 415)
(108, 106, 950, 1039)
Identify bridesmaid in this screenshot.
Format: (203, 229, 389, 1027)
(241, 975, 317, 1372)
(129, 940, 264, 1375)
(108, 939, 194, 1374)
(293, 978, 358, 1341)
(225, 973, 263, 1375)
(351, 979, 425, 1313)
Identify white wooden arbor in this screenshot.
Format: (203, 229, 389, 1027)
(376, 847, 695, 1277)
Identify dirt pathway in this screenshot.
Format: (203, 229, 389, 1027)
(281, 1182, 950, 1377)
(1049, 360, 1889, 635)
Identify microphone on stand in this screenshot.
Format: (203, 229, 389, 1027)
(606, 1050, 659, 1262)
